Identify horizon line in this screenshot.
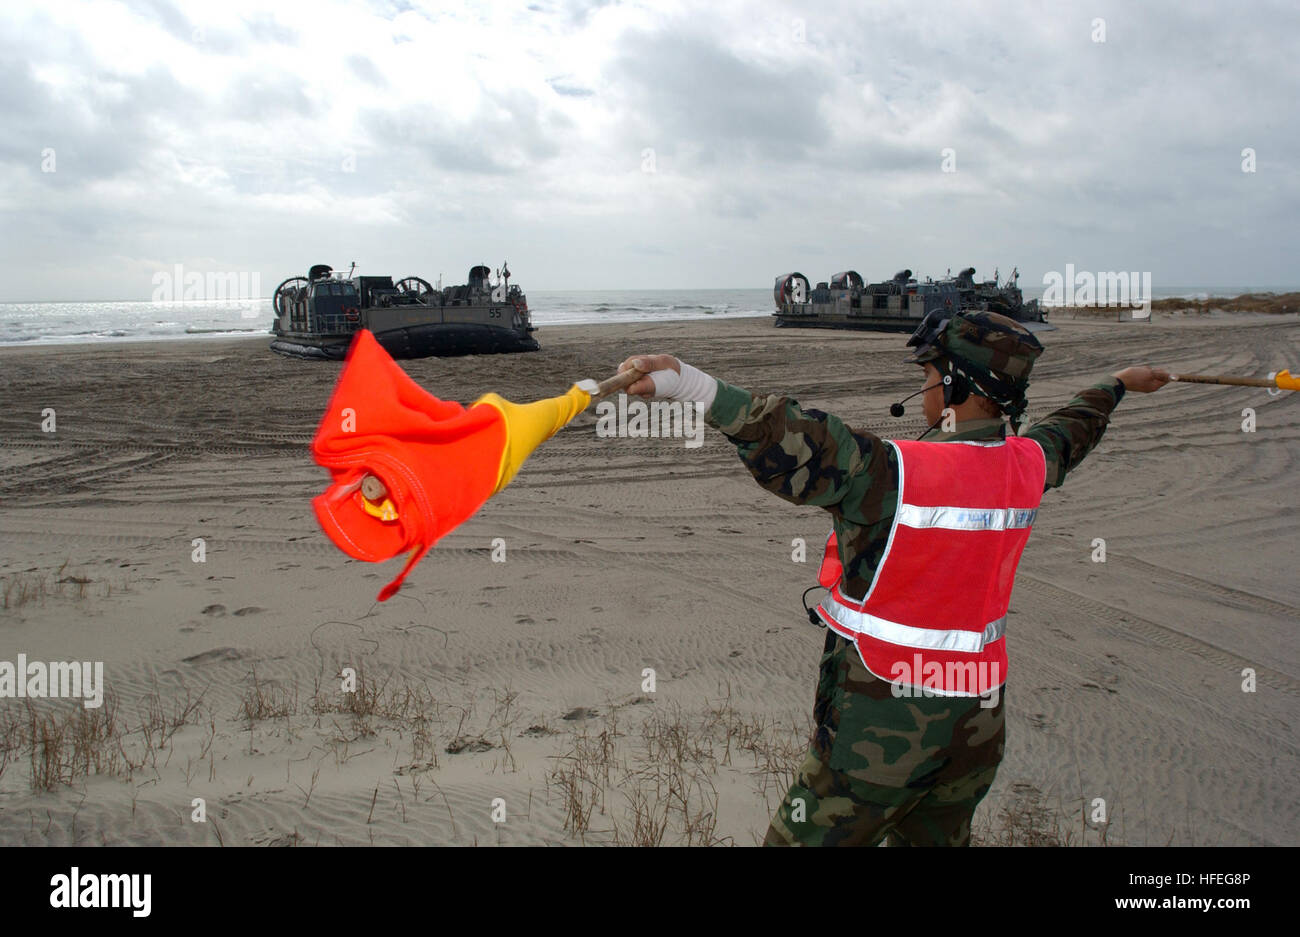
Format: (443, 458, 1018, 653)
(6, 284, 1300, 305)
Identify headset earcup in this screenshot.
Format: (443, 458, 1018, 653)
(949, 372, 970, 406)
(941, 367, 970, 407)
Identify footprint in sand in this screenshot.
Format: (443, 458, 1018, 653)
(182, 647, 246, 664)
(446, 736, 494, 754)
(562, 707, 598, 721)
(1080, 681, 1119, 695)
(201, 604, 227, 617)
(515, 616, 535, 625)
(233, 607, 265, 617)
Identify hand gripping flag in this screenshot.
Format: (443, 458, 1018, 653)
(311, 330, 609, 601)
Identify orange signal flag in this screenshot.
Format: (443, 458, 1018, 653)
(311, 330, 592, 601)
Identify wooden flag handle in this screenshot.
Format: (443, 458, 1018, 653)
(1170, 373, 1275, 388)
(361, 475, 387, 500)
(594, 367, 647, 400)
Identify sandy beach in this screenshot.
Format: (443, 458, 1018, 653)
(1, 312, 1297, 846)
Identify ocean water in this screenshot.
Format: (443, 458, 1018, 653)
(0, 289, 770, 348)
(0, 286, 1291, 348)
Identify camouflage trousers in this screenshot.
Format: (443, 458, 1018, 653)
(764, 631, 1005, 846)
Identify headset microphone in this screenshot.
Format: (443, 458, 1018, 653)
(890, 377, 949, 417)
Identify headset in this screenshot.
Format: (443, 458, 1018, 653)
(937, 356, 974, 408)
(889, 356, 973, 417)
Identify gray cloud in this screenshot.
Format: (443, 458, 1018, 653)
(243, 12, 299, 46)
(548, 78, 594, 98)
(606, 29, 834, 166)
(0, 0, 1297, 301)
(125, 0, 191, 42)
(359, 84, 569, 176)
(223, 71, 322, 121)
(347, 55, 388, 88)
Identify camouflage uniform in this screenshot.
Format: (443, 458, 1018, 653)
(702, 312, 1127, 846)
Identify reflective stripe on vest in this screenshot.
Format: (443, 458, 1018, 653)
(817, 591, 1006, 652)
(814, 435, 1046, 696)
(895, 504, 1037, 532)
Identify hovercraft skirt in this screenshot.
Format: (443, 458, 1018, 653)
(269, 324, 539, 361)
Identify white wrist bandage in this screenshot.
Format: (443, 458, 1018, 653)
(648, 362, 718, 411)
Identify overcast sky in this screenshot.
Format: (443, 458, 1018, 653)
(1, 0, 1297, 301)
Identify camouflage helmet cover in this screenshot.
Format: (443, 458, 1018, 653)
(905, 310, 1044, 421)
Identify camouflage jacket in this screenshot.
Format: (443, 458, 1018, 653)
(704, 377, 1126, 601)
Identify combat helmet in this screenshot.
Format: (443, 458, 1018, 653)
(905, 310, 1044, 428)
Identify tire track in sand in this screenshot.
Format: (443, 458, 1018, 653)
(1017, 574, 1300, 696)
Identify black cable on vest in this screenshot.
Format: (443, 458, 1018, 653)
(916, 412, 946, 440)
(802, 585, 826, 627)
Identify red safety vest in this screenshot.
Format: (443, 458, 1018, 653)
(815, 437, 1046, 696)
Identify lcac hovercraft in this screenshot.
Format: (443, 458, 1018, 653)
(772, 266, 1053, 334)
(270, 262, 540, 360)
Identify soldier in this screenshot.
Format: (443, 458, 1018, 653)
(620, 310, 1172, 846)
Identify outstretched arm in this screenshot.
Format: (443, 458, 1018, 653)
(618, 354, 892, 522)
(1024, 366, 1171, 489)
